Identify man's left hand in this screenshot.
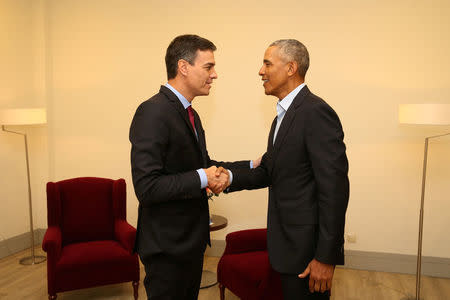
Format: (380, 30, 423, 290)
(298, 259, 335, 293)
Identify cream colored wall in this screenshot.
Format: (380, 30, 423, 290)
(0, 0, 48, 240)
(1, 0, 449, 258)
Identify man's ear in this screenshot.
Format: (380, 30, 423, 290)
(287, 61, 298, 76)
(178, 59, 189, 76)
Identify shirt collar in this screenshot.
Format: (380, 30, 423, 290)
(165, 83, 191, 109)
(277, 83, 306, 114)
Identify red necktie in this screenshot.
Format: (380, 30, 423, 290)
(187, 106, 195, 131)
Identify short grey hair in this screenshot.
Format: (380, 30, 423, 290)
(270, 39, 309, 78)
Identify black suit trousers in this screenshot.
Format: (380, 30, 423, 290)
(280, 273, 330, 300)
(140, 253, 204, 300)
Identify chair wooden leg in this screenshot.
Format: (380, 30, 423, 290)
(48, 294, 57, 300)
(219, 283, 225, 300)
(132, 280, 139, 299)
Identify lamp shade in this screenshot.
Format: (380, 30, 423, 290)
(399, 104, 450, 125)
(0, 108, 47, 125)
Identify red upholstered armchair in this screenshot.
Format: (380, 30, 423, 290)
(217, 228, 283, 300)
(42, 177, 140, 300)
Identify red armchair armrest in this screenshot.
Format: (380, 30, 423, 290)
(223, 228, 267, 255)
(115, 219, 136, 253)
(42, 226, 62, 261)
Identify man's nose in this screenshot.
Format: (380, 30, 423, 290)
(258, 66, 264, 76)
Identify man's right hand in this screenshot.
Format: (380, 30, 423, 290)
(205, 166, 229, 194)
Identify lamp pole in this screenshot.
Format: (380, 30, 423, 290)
(404, 132, 450, 300)
(2, 125, 46, 265)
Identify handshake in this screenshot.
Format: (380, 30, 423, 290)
(203, 156, 262, 195)
(204, 166, 231, 194)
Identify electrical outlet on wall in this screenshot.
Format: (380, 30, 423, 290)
(344, 233, 357, 243)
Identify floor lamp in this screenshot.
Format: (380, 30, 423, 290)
(399, 104, 450, 300)
(0, 108, 47, 265)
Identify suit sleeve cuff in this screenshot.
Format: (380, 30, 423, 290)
(197, 169, 208, 189)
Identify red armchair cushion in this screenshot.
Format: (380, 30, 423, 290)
(58, 240, 133, 271)
(59, 178, 114, 245)
(55, 240, 139, 292)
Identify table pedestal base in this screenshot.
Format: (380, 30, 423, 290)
(200, 270, 217, 289)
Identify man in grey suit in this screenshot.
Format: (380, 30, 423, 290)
(219, 39, 349, 299)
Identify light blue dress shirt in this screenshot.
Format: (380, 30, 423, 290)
(273, 83, 306, 144)
(165, 83, 190, 109)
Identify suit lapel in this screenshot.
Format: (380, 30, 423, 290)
(273, 105, 296, 151)
(272, 85, 310, 154)
(192, 108, 208, 164)
(265, 116, 277, 177)
(160, 86, 199, 143)
(268, 116, 277, 152)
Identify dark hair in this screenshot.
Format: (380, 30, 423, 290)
(165, 34, 217, 80)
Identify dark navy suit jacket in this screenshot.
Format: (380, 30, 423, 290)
(130, 86, 249, 261)
(228, 86, 349, 273)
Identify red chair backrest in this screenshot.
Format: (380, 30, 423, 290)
(47, 177, 124, 246)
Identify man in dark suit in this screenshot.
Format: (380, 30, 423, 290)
(129, 35, 254, 300)
(220, 39, 349, 299)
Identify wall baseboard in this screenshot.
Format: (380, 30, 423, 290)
(343, 249, 450, 278)
(205, 239, 450, 278)
(0, 229, 46, 260)
(2, 233, 448, 278)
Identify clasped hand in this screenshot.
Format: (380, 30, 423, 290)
(204, 166, 229, 194)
